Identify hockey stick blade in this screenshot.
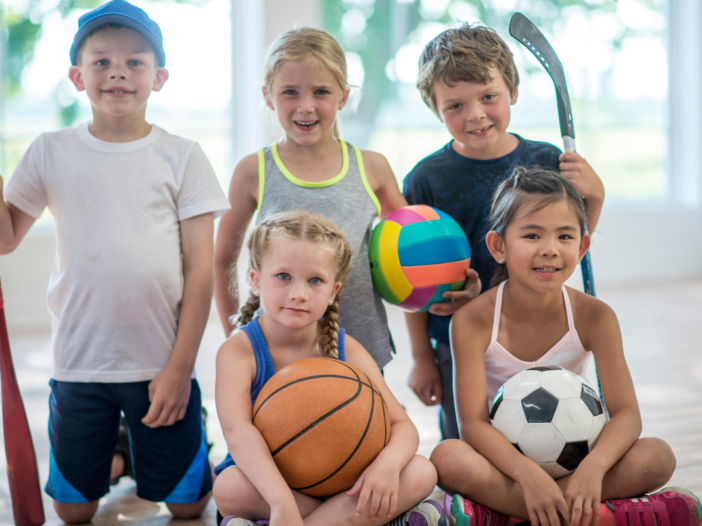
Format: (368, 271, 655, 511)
(0, 279, 45, 526)
(509, 12, 575, 145)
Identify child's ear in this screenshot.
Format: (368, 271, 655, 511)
(486, 230, 506, 263)
(329, 281, 342, 304)
(250, 269, 261, 296)
(69, 66, 85, 91)
(262, 87, 275, 110)
(510, 86, 519, 105)
(338, 87, 351, 110)
(151, 67, 169, 92)
(578, 232, 591, 262)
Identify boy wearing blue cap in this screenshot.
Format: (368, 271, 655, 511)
(0, 0, 229, 522)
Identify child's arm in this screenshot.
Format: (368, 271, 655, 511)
(216, 334, 304, 526)
(0, 176, 37, 254)
(405, 311, 442, 406)
(562, 293, 642, 526)
(344, 335, 431, 520)
(559, 153, 604, 232)
(141, 212, 214, 428)
(360, 151, 407, 217)
(214, 154, 259, 336)
(451, 295, 570, 525)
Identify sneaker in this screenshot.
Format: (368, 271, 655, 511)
(219, 518, 269, 526)
(385, 499, 447, 526)
(448, 493, 508, 526)
(606, 487, 702, 526)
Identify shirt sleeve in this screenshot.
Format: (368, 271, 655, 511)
(4, 135, 48, 218)
(176, 143, 231, 221)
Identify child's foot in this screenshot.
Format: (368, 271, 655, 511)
(385, 499, 446, 526)
(606, 486, 702, 526)
(110, 415, 133, 485)
(447, 493, 508, 526)
(219, 518, 269, 526)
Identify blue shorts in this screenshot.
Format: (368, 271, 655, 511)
(45, 379, 213, 504)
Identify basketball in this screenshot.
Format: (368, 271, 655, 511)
(369, 205, 471, 312)
(252, 357, 391, 497)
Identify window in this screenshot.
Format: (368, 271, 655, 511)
(322, 0, 668, 202)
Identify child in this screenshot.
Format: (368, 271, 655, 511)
(214, 27, 406, 371)
(430, 167, 701, 526)
(212, 210, 443, 526)
(403, 23, 606, 441)
(0, 0, 229, 522)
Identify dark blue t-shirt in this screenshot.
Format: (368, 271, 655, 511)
(403, 134, 561, 344)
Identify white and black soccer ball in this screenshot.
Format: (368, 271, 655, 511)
(490, 366, 606, 479)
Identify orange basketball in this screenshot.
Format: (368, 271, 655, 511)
(252, 357, 391, 497)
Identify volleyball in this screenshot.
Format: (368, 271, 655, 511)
(369, 205, 471, 312)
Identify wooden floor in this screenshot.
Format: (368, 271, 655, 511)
(0, 279, 701, 525)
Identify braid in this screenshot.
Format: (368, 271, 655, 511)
(318, 290, 342, 358)
(236, 292, 260, 328)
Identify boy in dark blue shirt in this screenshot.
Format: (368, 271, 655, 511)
(403, 23, 604, 440)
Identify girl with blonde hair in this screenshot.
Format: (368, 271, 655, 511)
(214, 27, 406, 373)
(213, 211, 443, 526)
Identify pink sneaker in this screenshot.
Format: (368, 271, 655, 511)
(606, 487, 702, 526)
(445, 493, 508, 526)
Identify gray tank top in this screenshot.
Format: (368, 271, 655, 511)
(256, 140, 394, 369)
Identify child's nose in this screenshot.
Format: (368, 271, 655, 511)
(465, 102, 485, 122)
(298, 95, 314, 113)
(289, 280, 308, 299)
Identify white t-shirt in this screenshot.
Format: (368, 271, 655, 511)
(5, 122, 230, 382)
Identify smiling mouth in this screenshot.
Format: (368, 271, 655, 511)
(104, 89, 134, 94)
(294, 121, 318, 128)
(534, 267, 559, 273)
(468, 124, 493, 134)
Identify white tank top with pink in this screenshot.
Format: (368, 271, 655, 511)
(485, 280, 592, 407)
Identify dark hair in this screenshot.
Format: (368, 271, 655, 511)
(416, 22, 519, 114)
(489, 166, 587, 288)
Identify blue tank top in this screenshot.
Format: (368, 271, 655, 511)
(214, 317, 346, 475)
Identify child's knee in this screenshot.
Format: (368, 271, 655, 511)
(166, 492, 211, 519)
(430, 439, 467, 479)
(404, 455, 438, 497)
(628, 437, 676, 490)
(213, 467, 260, 516)
(53, 500, 99, 524)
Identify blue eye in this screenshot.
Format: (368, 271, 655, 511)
(277, 273, 290, 280)
(283, 89, 297, 95)
(128, 60, 141, 67)
(309, 277, 322, 285)
(315, 89, 329, 95)
(96, 59, 108, 66)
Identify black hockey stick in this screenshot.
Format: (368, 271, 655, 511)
(509, 13, 606, 415)
(509, 12, 596, 298)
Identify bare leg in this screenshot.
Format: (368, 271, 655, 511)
(431, 438, 676, 521)
(213, 466, 324, 519)
(213, 455, 437, 525)
(303, 455, 437, 526)
(53, 500, 100, 525)
(167, 491, 212, 519)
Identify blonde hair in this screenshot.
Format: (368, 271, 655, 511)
(263, 27, 350, 138)
(235, 211, 353, 358)
(417, 23, 519, 115)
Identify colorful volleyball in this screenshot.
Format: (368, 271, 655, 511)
(369, 205, 471, 312)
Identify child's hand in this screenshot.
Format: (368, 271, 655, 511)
(559, 152, 605, 206)
(563, 463, 604, 526)
(428, 268, 481, 316)
(519, 464, 569, 526)
(408, 355, 442, 406)
(141, 365, 192, 428)
(346, 460, 401, 519)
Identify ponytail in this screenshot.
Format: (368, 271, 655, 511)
(489, 262, 509, 289)
(236, 292, 261, 328)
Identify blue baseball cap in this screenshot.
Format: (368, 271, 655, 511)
(70, 0, 166, 67)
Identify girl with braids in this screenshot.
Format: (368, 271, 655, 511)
(431, 168, 699, 526)
(213, 211, 444, 526)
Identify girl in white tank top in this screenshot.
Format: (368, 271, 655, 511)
(431, 168, 690, 526)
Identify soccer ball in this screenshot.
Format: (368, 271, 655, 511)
(490, 366, 606, 479)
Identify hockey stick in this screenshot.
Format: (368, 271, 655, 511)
(509, 12, 596, 297)
(0, 278, 45, 526)
(509, 13, 606, 415)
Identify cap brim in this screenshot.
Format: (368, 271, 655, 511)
(70, 13, 166, 67)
